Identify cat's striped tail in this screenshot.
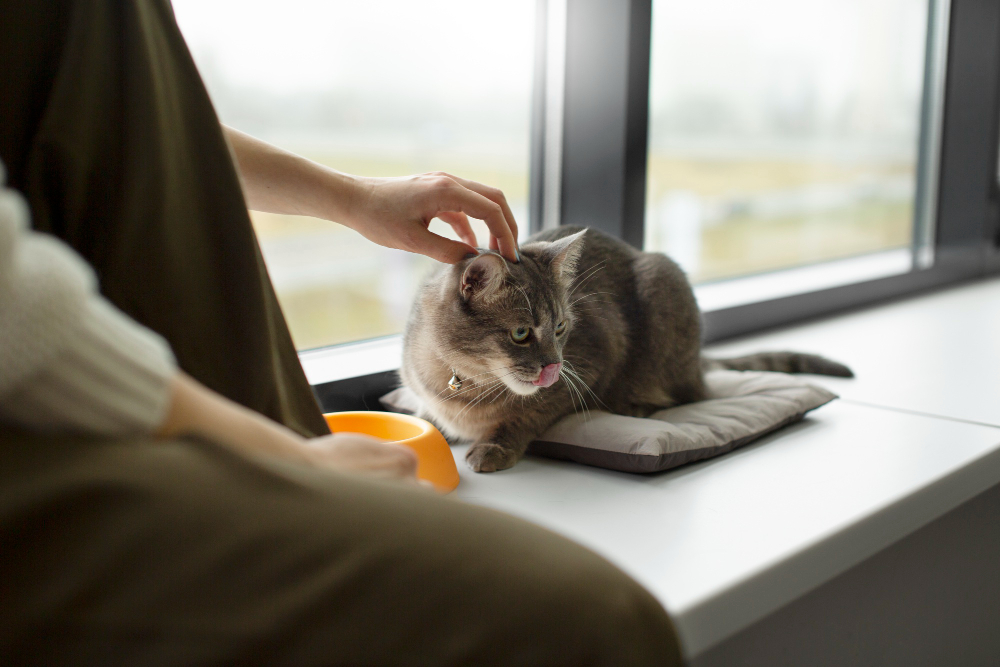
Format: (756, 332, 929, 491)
(703, 352, 854, 377)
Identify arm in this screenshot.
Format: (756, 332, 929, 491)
(223, 126, 520, 264)
(158, 372, 418, 480)
(0, 164, 416, 482)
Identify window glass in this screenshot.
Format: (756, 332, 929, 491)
(645, 0, 929, 283)
(172, 0, 535, 350)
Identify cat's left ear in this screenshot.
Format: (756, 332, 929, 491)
(460, 253, 507, 303)
(540, 229, 587, 282)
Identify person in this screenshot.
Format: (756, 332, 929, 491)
(0, 0, 683, 664)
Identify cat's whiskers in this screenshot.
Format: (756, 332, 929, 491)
(435, 375, 493, 400)
(446, 379, 506, 420)
(439, 378, 500, 402)
(475, 365, 552, 414)
(448, 368, 518, 403)
(560, 358, 587, 408)
(439, 372, 514, 403)
(560, 367, 580, 417)
(562, 356, 597, 381)
(558, 364, 583, 412)
(454, 376, 511, 421)
(434, 366, 517, 399)
(560, 368, 589, 421)
(500, 389, 515, 410)
(569, 304, 612, 324)
(487, 385, 511, 405)
(568, 260, 607, 297)
(562, 360, 609, 413)
(571, 375, 592, 421)
(570, 291, 613, 308)
(514, 284, 533, 317)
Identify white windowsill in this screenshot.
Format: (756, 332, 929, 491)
(299, 271, 1000, 658)
(693, 248, 913, 312)
(452, 276, 1000, 658)
(299, 336, 403, 387)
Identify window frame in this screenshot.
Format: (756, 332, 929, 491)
(309, 0, 1000, 411)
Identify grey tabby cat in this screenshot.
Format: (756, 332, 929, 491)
(401, 226, 851, 473)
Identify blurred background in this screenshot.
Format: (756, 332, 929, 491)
(172, 0, 535, 350)
(645, 0, 926, 281)
(172, 0, 928, 350)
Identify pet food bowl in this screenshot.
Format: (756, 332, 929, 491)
(322, 411, 459, 493)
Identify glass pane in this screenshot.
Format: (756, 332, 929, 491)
(645, 0, 929, 283)
(172, 0, 534, 350)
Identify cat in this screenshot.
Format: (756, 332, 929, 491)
(400, 226, 852, 473)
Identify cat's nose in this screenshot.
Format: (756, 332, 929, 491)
(533, 362, 562, 388)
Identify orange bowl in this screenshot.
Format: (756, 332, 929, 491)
(323, 411, 459, 493)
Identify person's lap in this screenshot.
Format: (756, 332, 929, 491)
(0, 428, 680, 665)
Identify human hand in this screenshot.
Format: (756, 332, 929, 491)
(222, 129, 518, 264)
(157, 372, 419, 484)
(346, 172, 520, 264)
(307, 433, 420, 482)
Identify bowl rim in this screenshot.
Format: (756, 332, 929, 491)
(322, 410, 436, 445)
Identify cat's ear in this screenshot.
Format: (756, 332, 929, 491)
(541, 229, 587, 281)
(460, 253, 507, 302)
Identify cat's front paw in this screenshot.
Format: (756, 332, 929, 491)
(466, 443, 520, 473)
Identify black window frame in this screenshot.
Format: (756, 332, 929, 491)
(314, 0, 1000, 412)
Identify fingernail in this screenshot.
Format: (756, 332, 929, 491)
(515, 249, 521, 263)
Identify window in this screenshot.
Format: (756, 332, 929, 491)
(645, 0, 929, 285)
(172, 0, 536, 351)
(175, 0, 1000, 401)
(555, 0, 998, 346)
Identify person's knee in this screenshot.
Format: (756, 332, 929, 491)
(556, 560, 680, 666)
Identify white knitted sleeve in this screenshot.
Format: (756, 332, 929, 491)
(0, 162, 177, 435)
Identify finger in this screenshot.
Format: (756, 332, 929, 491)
(434, 178, 519, 262)
(355, 442, 417, 479)
(436, 210, 478, 248)
(404, 225, 477, 264)
(444, 175, 520, 246)
(384, 443, 419, 478)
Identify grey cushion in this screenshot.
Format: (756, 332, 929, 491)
(380, 370, 837, 474)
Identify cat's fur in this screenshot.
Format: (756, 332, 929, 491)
(401, 226, 852, 473)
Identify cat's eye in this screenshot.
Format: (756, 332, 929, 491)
(510, 326, 531, 343)
(555, 320, 567, 335)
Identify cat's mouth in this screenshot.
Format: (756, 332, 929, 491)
(505, 375, 542, 396)
(505, 363, 562, 395)
(533, 363, 562, 388)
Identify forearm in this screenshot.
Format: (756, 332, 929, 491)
(157, 371, 316, 464)
(156, 371, 420, 480)
(224, 125, 359, 223)
(222, 125, 518, 263)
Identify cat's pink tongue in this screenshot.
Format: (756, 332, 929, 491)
(533, 363, 562, 388)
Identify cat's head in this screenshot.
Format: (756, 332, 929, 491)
(417, 230, 587, 397)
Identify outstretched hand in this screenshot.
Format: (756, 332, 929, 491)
(347, 172, 520, 264)
(224, 128, 519, 265)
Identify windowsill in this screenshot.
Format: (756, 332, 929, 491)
(694, 248, 913, 312)
(451, 276, 1000, 658)
(301, 273, 1000, 658)
(299, 248, 915, 387)
(300, 336, 402, 387)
